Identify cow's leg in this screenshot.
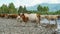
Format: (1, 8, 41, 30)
(22, 20, 28, 26)
(48, 18, 50, 24)
(49, 19, 50, 24)
(24, 17, 29, 26)
(23, 22, 27, 27)
(38, 19, 40, 26)
(35, 19, 39, 27)
(54, 19, 57, 31)
(23, 21, 27, 26)
(37, 17, 41, 26)
(17, 18, 20, 22)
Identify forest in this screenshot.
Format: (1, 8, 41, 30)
(0, 3, 60, 15)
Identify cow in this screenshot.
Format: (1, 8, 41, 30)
(0, 14, 4, 18)
(40, 15, 47, 20)
(16, 14, 23, 22)
(57, 15, 60, 20)
(0, 14, 8, 18)
(18, 13, 41, 26)
(45, 15, 58, 25)
(45, 15, 58, 20)
(7, 14, 18, 19)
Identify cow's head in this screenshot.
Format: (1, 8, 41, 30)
(20, 13, 25, 17)
(19, 13, 29, 22)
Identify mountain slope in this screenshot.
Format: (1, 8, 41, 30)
(26, 3, 60, 12)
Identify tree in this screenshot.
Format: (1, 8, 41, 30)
(37, 5, 49, 14)
(8, 3, 17, 14)
(55, 10, 60, 15)
(37, 5, 43, 12)
(46, 7, 49, 14)
(23, 6, 27, 13)
(43, 6, 47, 11)
(0, 7, 2, 14)
(43, 6, 49, 14)
(0, 4, 8, 14)
(18, 6, 23, 14)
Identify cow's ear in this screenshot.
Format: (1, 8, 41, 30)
(22, 13, 24, 15)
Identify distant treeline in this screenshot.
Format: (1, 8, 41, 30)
(0, 3, 60, 15)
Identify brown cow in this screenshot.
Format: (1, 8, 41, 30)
(0, 14, 8, 18)
(57, 15, 60, 19)
(7, 14, 18, 19)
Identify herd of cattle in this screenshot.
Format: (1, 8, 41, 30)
(0, 13, 60, 22)
(0, 13, 60, 26)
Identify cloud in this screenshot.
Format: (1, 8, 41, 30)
(47, 0, 60, 3)
(0, 0, 60, 7)
(13, 0, 41, 7)
(13, 0, 60, 7)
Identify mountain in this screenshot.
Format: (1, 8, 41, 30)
(26, 3, 60, 12)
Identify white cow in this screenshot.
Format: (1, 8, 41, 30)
(19, 13, 40, 26)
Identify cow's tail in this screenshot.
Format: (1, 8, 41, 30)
(37, 14, 41, 24)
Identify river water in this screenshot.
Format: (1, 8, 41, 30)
(40, 18, 60, 34)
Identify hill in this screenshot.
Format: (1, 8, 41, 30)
(26, 3, 60, 12)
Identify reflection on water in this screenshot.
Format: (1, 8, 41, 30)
(57, 19, 60, 34)
(40, 18, 60, 34)
(41, 19, 56, 24)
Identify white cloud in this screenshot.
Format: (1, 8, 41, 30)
(38, 0, 60, 3)
(13, 0, 41, 7)
(47, 0, 60, 3)
(13, 0, 60, 7)
(0, 0, 60, 7)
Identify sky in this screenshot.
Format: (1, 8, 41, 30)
(0, 0, 60, 8)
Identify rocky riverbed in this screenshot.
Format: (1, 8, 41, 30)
(0, 18, 57, 34)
